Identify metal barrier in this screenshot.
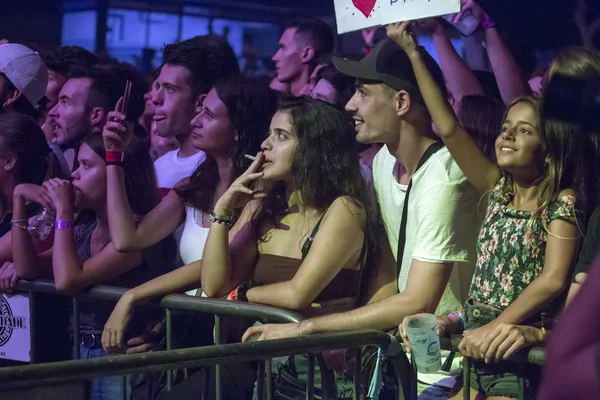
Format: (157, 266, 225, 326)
(0, 330, 415, 399)
(2, 280, 416, 400)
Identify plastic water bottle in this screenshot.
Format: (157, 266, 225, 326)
(443, 10, 480, 36)
(28, 208, 55, 241)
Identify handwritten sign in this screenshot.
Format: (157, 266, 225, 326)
(334, 0, 461, 34)
(0, 294, 31, 362)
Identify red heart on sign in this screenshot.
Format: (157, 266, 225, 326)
(352, 0, 377, 18)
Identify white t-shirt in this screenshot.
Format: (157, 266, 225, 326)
(373, 145, 478, 315)
(373, 145, 479, 389)
(154, 149, 206, 189)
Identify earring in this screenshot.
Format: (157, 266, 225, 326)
(2, 102, 6, 110)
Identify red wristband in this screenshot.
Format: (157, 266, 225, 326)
(105, 151, 124, 163)
(227, 288, 239, 301)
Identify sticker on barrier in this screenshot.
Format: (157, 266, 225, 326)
(334, 0, 461, 34)
(0, 294, 31, 362)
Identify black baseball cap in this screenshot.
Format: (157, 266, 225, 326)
(333, 39, 446, 101)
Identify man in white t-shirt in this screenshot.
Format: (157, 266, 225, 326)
(245, 40, 479, 388)
(152, 36, 239, 189)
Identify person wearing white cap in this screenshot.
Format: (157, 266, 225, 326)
(0, 43, 48, 120)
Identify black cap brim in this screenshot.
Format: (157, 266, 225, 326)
(332, 56, 381, 82)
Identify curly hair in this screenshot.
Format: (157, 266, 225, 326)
(175, 76, 277, 214)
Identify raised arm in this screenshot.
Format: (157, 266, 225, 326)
(11, 184, 55, 279)
(44, 179, 144, 293)
(418, 18, 484, 106)
(450, 0, 531, 103)
(386, 21, 501, 194)
(103, 107, 185, 253)
(107, 166, 184, 252)
(201, 154, 266, 298)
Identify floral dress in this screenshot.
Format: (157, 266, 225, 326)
(469, 177, 578, 311)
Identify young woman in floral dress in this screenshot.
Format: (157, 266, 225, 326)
(389, 21, 596, 400)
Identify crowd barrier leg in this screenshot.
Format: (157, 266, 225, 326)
(214, 315, 222, 400)
(257, 359, 266, 399)
(353, 348, 362, 400)
(73, 298, 80, 360)
(463, 357, 471, 400)
(265, 359, 273, 400)
(518, 375, 525, 400)
(306, 354, 315, 400)
(165, 308, 173, 392)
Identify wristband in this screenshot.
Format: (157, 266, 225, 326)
(55, 220, 72, 230)
(481, 13, 496, 30)
(227, 287, 239, 301)
(105, 151, 125, 163)
(209, 211, 233, 227)
(447, 311, 465, 328)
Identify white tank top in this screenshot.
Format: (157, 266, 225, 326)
(179, 206, 210, 296)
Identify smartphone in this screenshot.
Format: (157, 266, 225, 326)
(442, 10, 480, 36)
(122, 80, 132, 117)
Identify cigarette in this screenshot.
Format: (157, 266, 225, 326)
(244, 154, 256, 161)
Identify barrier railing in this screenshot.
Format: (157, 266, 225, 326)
(0, 329, 414, 399)
(2, 279, 416, 400)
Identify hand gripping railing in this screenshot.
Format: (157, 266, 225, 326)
(5, 279, 417, 400)
(439, 335, 546, 400)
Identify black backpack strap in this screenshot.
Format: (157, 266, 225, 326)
(396, 142, 444, 277)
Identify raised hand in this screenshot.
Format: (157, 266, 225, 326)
(43, 179, 74, 215)
(213, 152, 267, 215)
(575, 0, 600, 49)
(386, 21, 419, 55)
(102, 96, 134, 153)
(14, 183, 55, 212)
(448, 0, 486, 24)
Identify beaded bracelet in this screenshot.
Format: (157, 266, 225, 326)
(209, 211, 233, 227)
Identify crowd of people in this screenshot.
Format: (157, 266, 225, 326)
(0, 0, 599, 399)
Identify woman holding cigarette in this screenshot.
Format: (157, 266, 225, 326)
(199, 97, 396, 315)
(101, 77, 277, 347)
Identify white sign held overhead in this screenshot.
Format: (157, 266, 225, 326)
(0, 294, 31, 363)
(334, 0, 461, 34)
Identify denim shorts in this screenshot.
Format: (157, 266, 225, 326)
(463, 300, 539, 399)
(79, 344, 131, 400)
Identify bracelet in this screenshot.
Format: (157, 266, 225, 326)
(481, 13, 496, 30)
(11, 221, 28, 230)
(106, 161, 124, 167)
(106, 151, 125, 163)
(447, 311, 465, 328)
(209, 211, 233, 227)
(11, 218, 28, 223)
(55, 220, 72, 230)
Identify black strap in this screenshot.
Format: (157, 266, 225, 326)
(300, 212, 327, 260)
(396, 142, 444, 277)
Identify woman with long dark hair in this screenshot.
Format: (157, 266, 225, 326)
(200, 97, 395, 315)
(100, 76, 277, 347)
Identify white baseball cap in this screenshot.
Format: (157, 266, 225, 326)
(0, 43, 48, 107)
